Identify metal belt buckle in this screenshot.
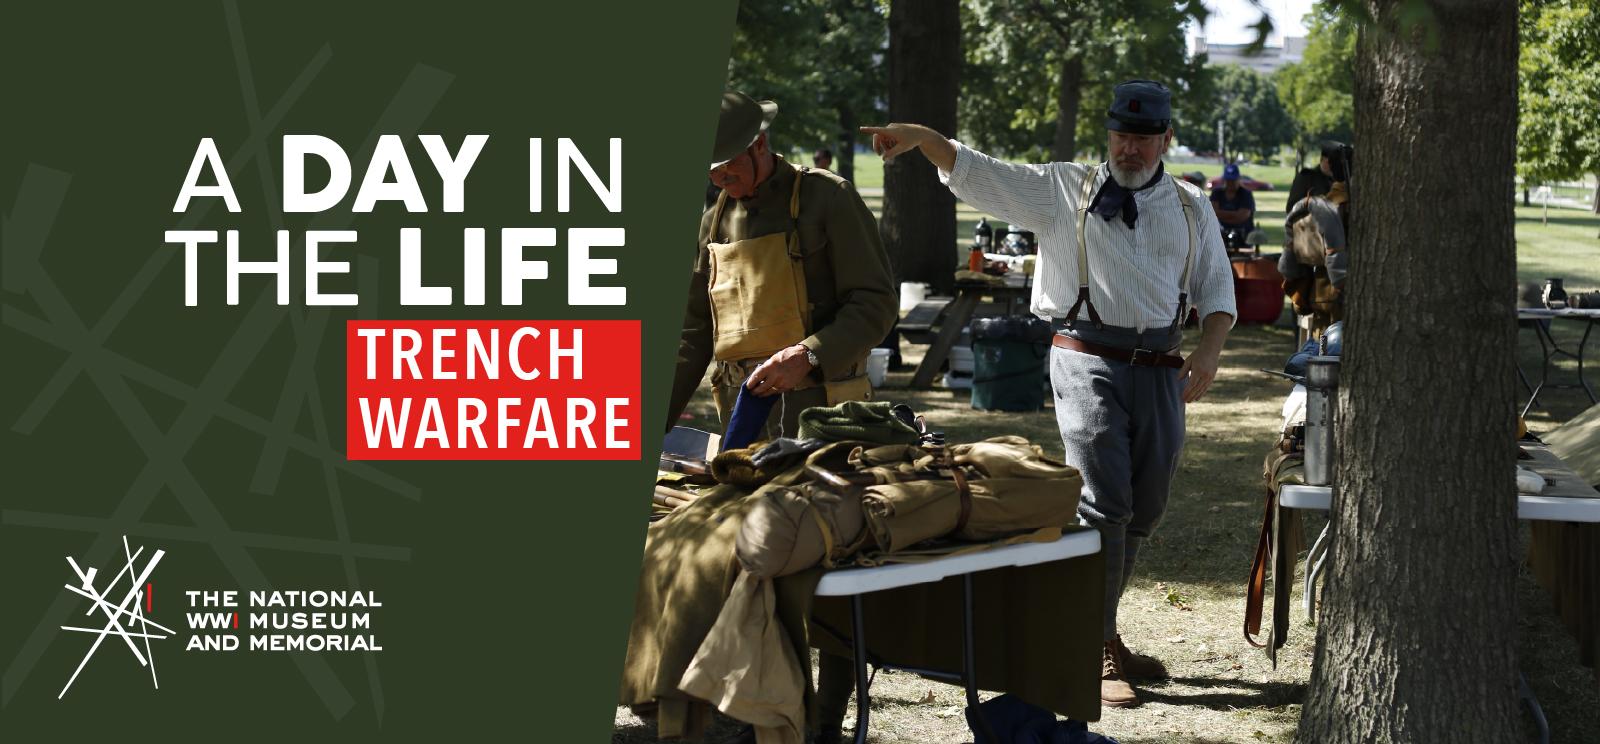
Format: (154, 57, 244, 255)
(1129, 347, 1159, 366)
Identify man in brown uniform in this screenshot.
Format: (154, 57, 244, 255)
(667, 92, 897, 439)
(666, 92, 895, 744)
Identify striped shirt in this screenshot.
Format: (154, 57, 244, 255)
(941, 141, 1237, 332)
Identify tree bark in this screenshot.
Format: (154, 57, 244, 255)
(1297, 2, 1522, 741)
(883, 0, 959, 294)
(837, 102, 856, 184)
(1051, 53, 1084, 162)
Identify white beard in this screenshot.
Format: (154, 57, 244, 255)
(1109, 161, 1160, 187)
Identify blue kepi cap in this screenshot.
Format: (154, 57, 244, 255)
(1223, 163, 1241, 180)
(1106, 80, 1172, 135)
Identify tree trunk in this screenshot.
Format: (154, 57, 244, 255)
(1591, 172, 1599, 214)
(1522, 187, 1529, 207)
(837, 102, 856, 184)
(1297, 2, 1522, 741)
(882, 0, 960, 294)
(1051, 53, 1084, 162)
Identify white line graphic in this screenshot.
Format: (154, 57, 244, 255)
(58, 536, 171, 698)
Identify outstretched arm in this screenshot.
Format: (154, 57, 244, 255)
(861, 124, 957, 172)
(862, 123, 1063, 236)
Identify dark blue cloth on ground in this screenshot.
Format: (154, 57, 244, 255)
(721, 380, 778, 452)
(967, 694, 1120, 744)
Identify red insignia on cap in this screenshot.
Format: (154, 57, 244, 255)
(1129, 100, 1141, 113)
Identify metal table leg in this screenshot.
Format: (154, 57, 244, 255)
(962, 574, 996, 743)
(1522, 316, 1597, 414)
(841, 577, 997, 744)
(1304, 523, 1330, 622)
(850, 595, 870, 744)
(1574, 318, 1596, 403)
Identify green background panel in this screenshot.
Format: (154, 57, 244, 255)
(1, 2, 735, 740)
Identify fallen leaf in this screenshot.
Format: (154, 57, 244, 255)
(1168, 635, 1186, 644)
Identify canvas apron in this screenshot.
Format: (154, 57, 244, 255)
(705, 165, 871, 426)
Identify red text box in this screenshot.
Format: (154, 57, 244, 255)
(346, 320, 640, 460)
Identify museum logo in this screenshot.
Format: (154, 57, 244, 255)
(57, 536, 172, 699)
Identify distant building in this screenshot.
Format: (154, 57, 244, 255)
(1192, 35, 1306, 75)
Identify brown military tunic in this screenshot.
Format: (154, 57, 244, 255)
(668, 156, 897, 438)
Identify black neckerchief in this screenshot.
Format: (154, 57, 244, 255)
(1087, 163, 1165, 230)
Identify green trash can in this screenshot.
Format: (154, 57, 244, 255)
(969, 316, 1054, 411)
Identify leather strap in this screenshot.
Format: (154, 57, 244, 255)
(1052, 334, 1184, 369)
(950, 467, 973, 534)
(1243, 485, 1276, 648)
(1246, 449, 1298, 652)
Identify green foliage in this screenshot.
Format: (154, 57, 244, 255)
(1518, 0, 1600, 184)
(958, 0, 1210, 161)
(726, 0, 888, 157)
(1275, 3, 1356, 154)
(1180, 65, 1295, 161)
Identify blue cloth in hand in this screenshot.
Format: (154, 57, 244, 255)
(721, 380, 778, 452)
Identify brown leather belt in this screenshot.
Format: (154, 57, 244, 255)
(1052, 334, 1184, 369)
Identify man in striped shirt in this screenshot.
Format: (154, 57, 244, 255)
(864, 80, 1236, 709)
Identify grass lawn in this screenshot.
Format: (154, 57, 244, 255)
(619, 161, 1600, 743)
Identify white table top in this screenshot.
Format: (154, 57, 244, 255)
(1278, 445, 1600, 523)
(1517, 307, 1600, 320)
(814, 529, 1101, 596)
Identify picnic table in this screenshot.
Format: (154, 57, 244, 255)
(903, 282, 1033, 389)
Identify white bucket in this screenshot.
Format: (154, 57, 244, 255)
(899, 282, 928, 313)
(866, 348, 891, 388)
(948, 345, 974, 374)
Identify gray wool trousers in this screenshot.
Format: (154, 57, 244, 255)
(1049, 322, 1186, 641)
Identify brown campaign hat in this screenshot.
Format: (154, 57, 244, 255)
(711, 91, 778, 168)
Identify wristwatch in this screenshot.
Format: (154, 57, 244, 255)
(801, 345, 820, 369)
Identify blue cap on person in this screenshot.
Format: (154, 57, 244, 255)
(1105, 80, 1172, 135)
(1223, 163, 1241, 181)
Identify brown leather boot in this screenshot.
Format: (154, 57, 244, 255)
(1116, 634, 1169, 680)
(1101, 640, 1140, 708)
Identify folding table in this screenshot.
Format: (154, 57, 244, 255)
(813, 529, 1102, 744)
